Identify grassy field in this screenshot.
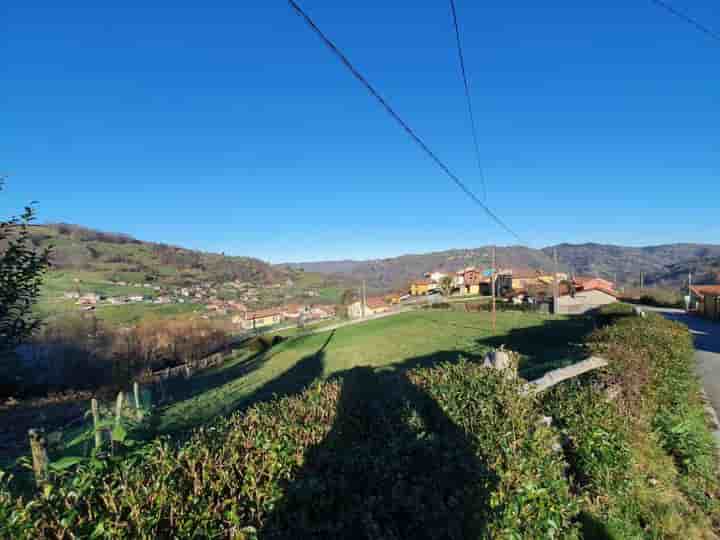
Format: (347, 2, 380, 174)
(156, 309, 592, 434)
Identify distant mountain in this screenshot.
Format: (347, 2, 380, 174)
(29, 224, 720, 293)
(287, 242, 720, 291)
(546, 243, 720, 287)
(30, 223, 286, 286)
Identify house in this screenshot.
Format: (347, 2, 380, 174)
(63, 292, 80, 300)
(282, 304, 309, 320)
(386, 293, 402, 305)
(154, 296, 171, 304)
(241, 309, 283, 330)
(691, 285, 720, 320)
(574, 276, 615, 292)
(128, 295, 144, 303)
(410, 279, 434, 296)
(76, 293, 100, 305)
(462, 268, 485, 295)
(227, 301, 248, 313)
(555, 286, 618, 315)
(108, 297, 126, 305)
(452, 271, 465, 289)
(426, 270, 448, 282)
(311, 305, 336, 319)
(366, 297, 391, 315)
(347, 301, 365, 319)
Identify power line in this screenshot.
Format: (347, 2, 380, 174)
(448, 0, 487, 202)
(287, 0, 524, 244)
(650, 0, 720, 43)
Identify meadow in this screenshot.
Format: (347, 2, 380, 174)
(155, 309, 592, 434)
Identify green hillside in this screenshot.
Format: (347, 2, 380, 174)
(28, 224, 354, 324)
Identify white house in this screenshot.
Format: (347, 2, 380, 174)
(555, 287, 618, 315)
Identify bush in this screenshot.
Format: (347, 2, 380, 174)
(0, 362, 580, 539)
(620, 287, 684, 309)
(553, 310, 720, 534)
(593, 302, 637, 328)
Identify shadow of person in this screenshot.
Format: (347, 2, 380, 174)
(261, 365, 497, 539)
(235, 330, 336, 412)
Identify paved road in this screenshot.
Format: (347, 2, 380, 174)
(647, 307, 720, 436)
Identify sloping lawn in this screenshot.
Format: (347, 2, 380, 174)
(157, 309, 593, 434)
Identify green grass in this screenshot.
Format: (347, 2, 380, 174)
(156, 309, 592, 434)
(91, 302, 201, 325)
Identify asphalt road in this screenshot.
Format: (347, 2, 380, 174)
(647, 307, 720, 438)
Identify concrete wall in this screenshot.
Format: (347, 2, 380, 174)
(556, 289, 617, 315)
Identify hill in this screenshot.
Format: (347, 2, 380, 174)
(545, 243, 720, 286)
(285, 246, 557, 292)
(288, 242, 720, 291)
(27, 224, 356, 321)
(30, 223, 282, 286)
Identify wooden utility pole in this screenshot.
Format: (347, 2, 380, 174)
(553, 248, 559, 315)
(491, 246, 496, 332)
(361, 280, 367, 318)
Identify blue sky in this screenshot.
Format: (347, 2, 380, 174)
(3, 1, 719, 262)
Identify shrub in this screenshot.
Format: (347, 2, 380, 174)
(593, 302, 637, 327)
(620, 287, 684, 309)
(567, 310, 720, 531)
(410, 361, 579, 539)
(0, 362, 580, 539)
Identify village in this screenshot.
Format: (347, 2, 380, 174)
(407, 266, 621, 315)
(57, 264, 630, 333)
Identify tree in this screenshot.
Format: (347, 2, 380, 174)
(338, 288, 359, 320)
(0, 181, 52, 352)
(439, 276, 453, 297)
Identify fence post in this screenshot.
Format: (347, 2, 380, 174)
(133, 381, 143, 420)
(115, 392, 124, 427)
(91, 398, 102, 449)
(28, 429, 49, 487)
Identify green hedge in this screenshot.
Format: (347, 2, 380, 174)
(0, 362, 579, 539)
(544, 309, 720, 537)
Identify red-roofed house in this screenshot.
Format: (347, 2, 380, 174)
(241, 309, 283, 330)
(366, 297, 391, 315)
(692, 285, 720, 320)
(574, 276, 615, 292)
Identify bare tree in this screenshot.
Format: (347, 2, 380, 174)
(439, 276, 453, 298)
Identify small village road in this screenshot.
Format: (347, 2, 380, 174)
(648, 307, 720, 440)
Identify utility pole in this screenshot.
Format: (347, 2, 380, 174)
(688, 272, 693, 310)
(361, 280, 366, 319)
(553, 248, 559, 315)
(640, 272, 644, 290)
(491, 246, 496, 332)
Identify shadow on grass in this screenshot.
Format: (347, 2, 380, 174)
(262, 364, 497, 539)
(475, 315, 596, 380)
(239, 330, 335, 409)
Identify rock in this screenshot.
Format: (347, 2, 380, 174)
(482, 346, 518, 378)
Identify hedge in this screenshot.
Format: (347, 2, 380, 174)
(543, 306, 720, 537)
(0, 362, 579, 539)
